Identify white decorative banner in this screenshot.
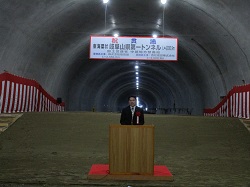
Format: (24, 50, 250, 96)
(89, 36, 178, 61)
(0, 72, 65, 113)
(247, 92, 250, 119)
(204, 85, 250, 119)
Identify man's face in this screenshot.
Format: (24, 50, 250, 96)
(129, 97, 136, 107)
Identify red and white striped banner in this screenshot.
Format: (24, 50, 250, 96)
(204, 84, 250, 119)
(0, 72, 65, 113)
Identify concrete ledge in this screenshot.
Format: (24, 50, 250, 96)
(0, 114, 23, 133)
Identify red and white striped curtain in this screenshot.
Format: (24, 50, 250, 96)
(204, 84, 250, 119)
(0, 72, 65, 113)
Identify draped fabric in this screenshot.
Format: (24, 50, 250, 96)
(0, 72, 65, 113)
(204, 84, 250, 119)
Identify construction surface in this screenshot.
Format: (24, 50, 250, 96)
(0, 112, 250, 187)
(0, 114, 23, 133)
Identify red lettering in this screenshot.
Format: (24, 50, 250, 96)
(112, 38, 118, 43)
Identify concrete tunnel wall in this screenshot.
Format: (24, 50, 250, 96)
(0, 0, 250, 115)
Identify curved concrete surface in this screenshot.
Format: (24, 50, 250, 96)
(1, 0, 250, 114)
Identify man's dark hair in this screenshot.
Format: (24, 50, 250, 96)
(128, 96, 137, 100)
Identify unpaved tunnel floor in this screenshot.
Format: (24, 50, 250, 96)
(0, 112, 250, 187)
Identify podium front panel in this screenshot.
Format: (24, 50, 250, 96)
(109, 125, 154, 175)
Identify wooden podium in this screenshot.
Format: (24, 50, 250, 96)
(87, 124, 173, 181)
(109, 124, 154, 175)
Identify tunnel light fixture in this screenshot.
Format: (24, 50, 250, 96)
(104, 0, 109, 34)
(152, 34, 158, 38)
(135, 63, 140, 91)
(161, 0, 167, 4)
(161, 0, 166, 36)
(113, 33, 119, 37)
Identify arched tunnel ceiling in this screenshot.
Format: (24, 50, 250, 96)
(1, 0, 250, 115)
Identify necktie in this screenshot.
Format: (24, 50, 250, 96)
(131, 107, 135, 114)
(131, 107, 135, 124)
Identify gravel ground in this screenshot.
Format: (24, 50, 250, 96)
(0, 112, 250, 187)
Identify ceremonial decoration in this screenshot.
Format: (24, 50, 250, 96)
(90, 36, 178, 61)
(0, 72, 65, 113)
(204, 84, 250, 118)
(136, 111, 141, 124)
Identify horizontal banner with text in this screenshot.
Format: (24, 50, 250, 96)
(89, 36, 178, 61)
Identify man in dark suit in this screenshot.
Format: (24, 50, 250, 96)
(120, 96, 144, 125)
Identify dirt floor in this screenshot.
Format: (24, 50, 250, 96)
(0, 112, 250, 187)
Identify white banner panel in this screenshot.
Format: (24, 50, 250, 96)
(90, 36, 178, 61)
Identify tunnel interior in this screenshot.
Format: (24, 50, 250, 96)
(1, 0, 250, 115)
